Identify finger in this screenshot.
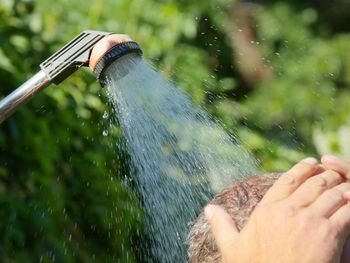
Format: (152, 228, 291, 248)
(321, 155, 350, 179)
(310, 182, 350, 217)
(261, 158, 319, 204)
(205, 205, 239, 260)
(317, 164, 326, 173)
(288, 170, 344, 208)
(330, 201, 350, 237)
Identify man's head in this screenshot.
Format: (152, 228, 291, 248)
(187, 173, 281, 263)
(188, 171, 350, 263)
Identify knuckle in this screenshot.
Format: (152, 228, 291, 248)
(335, 182, 350, 192)
(325, 170, 342, 180)
(302, 210, 315, 222)
(329, 188, 344, 200)
(309, 176, 328, 189)
(280, 203, 297, 217)
(298, 212, 313, 227)
(326, 182, 350, 203)
(278, 173, 296, 186)
(329, 188, 344, 198)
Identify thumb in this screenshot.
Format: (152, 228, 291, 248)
(205, 205, 239, 260)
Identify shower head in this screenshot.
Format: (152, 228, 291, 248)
(89, 34, 142, 86)
(0, 30, 142, 123)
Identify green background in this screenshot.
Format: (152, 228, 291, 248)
(1, 0, 350, 261)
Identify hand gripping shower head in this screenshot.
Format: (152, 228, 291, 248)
(0, 30, 142, 124)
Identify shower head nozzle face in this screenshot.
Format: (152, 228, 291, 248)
(92, 41, 143, 86)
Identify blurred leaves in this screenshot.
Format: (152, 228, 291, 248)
(0, 48, 15, 72)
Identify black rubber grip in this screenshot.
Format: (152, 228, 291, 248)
(93, 41, 142, 86)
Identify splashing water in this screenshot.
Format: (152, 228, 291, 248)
(105, 54, 257, 262)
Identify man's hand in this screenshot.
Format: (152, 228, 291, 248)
(205, 156, 350, 263)
(322, 155, 350, 263)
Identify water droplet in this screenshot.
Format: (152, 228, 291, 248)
(102, 130, 108, 136)
(103, 111, 109, 119)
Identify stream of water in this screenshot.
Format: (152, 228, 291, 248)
(105, 54, 257, 262)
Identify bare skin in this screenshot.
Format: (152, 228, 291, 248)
(205, 156, 350, 263)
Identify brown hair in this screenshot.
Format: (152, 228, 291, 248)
(187, 173, 281, 263)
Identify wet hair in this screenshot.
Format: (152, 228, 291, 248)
(187, 173, 281, 263)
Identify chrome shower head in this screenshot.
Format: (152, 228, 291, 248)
(0, 30, 143, 123)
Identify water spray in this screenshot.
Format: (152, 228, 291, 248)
(0, 30, 142, 123)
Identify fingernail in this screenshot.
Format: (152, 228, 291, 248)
(322, 154, 340, 162)
(301, 157, 318, 165)
(204, 205, 214, 220)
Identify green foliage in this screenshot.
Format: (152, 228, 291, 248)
(238, 3, 350, 164)
(0, 1, 142, 262)
(0, 0, 350, 261)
